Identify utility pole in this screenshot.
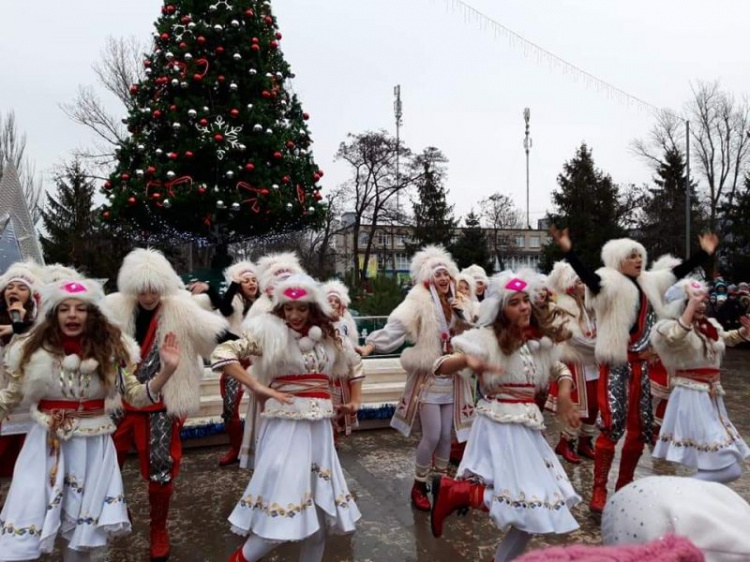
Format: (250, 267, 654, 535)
(523, 108, 532, 229)
(394, 85, 403, 217)
(685, 120, 691, 259)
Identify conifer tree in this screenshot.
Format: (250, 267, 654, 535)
(451, 211, 494, 273)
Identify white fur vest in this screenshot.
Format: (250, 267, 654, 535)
(588, 267, 676, 365)
(103, 291, 228, 417)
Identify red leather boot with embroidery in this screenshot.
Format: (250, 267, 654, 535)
(430, 476, 487, 538)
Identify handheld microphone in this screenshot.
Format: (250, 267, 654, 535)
(8, 296, 21, 323)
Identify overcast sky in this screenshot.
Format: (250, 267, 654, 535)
(2, 0, 749, 226)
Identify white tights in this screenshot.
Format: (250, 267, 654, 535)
(240, 508, 328, 562)
(693, 461, 743, 483)
(62, 546, 91, 562)
(415, 403, 453, 469)
(494, 527, 532, 562)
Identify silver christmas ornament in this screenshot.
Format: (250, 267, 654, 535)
(246, 103, 254, 110)
(172, 122, 181, 130)
(275, 72, 283, 79)
(155, 148, 164, 156)
(230, 19, 240, 27)
(285, 202, 293, 211)
(308, 206, 315, 212)
(188, 109, 197, 118)
(137, 144, 145, 151)
(136, 169, 145, 177)
(213, 24, 223, 32)
(165, 52, 175, 61)
(203, 106, 210, 112)
(216, 200, 226, 209)
(238, 144, 246, 151)
(231, 202, 240, 210)
(229, 82, 238, 91)
(171, 78, 179, 87)
(180, 81, 189, 88)
(253, 124, 263, 132)
(145, 68, 152, 75)
(265, 128, 273, 135)
(163, 198, 172, 208)
(184, 52, 193, 61)
(233, 53, 242, 61)
(271, 184, 279, 190)
(225, 170, 235, 179)
(166, 171, 176, 179)
(187, 22, 196, 29)
(248, 68, 257, 75)
(265, 72, 273, 78)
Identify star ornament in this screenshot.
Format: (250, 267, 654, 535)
(283, 287, 308, 300)
(63, 282, 88, 294)
(504, 278, 528, 292)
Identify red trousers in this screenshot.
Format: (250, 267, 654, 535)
(113, 410, 183, 483)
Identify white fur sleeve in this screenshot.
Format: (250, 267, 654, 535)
(365, 318, 408, 354)
(450, 328, 490, 362)
(651, 319, 691, 348)
(185, 297, 231, 358)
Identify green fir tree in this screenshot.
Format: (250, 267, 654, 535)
(408, 147, 455, 252)
(451, 211, 494, 273)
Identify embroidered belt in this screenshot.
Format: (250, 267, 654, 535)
(675, 368, 720, 385)
(271, 374, 332, 399)
(486, 383, 536, 404)
(38, 399, 107, 487)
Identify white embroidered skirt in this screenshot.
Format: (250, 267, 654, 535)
(238, 394, 263, 470)
(0, 424, 129, 560)
(653, 386, 750, 470)
(456, 414, 580, 534)
(229, 416, 361, 541)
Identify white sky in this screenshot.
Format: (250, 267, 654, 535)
(2, 0, 749, 226)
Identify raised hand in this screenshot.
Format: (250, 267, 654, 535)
(188, 281, 210, 295)
(159, 332, 180, 375)
(465, 354, 504, 376)
(549, 225, 572, 253)
(699, 233, 719, 256)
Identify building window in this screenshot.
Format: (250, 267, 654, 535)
(515, 235, 525, 248)
(395, 252, 409, 270)
(529, 236, 541, 249)
(395, 234, 406, 248)
(359, 233, 369, 246)
(376, 231, 389, 247)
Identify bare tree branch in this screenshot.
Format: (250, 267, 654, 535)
(479, 192, 523, 271)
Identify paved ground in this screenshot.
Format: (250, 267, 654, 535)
(5, 349, 749, 561)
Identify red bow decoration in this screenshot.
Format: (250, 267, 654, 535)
(236, 182, 268, 213)
(696, 319, 719, 341)
(193, 58, 209, 79)
(296, 184, 306, 204)
(145, 176, 193, 198)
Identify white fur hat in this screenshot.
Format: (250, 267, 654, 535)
(463, 264, 489, 287)
(41, 278, 106, 318)
(257, 252, 303, 294)
(117, 248, 183, 297)
(42, 263, 84, 284)
(224, 260, 257, 284)
(272, 274, 333, 318)
(455, 272, 477, 299)
(477, 269, 543, 327)
(662, 278, 707, 319)
(322, 279, 351, 308)
(0, 262, 42, 293)
(546, 261, 579, 294)
(409, 245, 459, 285)
(601, 238, 648, 271)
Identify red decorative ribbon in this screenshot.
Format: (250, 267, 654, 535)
(145, 175, 193, 198)
(296, 184, 306, 204)
(236, 181, 267, 213)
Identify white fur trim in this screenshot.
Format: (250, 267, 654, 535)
(547, 261, 578, 294)
(463, 264, 489, 286)
(62, 354, 81, 371)
(224, 260, 257, 284)
(477, 269, 543, 327)
(117, 248, 183, 297)
(409, 245, 459, 285)
(40, 278, 107, 319)
(272, 274, 333, 317)
(601, 238, 648, 270)
(80, 358, 99, 374)
(0, 262, 42, 292)
(256, 252, 303, 293)
(650, 254, 681, 271)
(322, 279, 351, 308)
(455, 272, 477, 299)
(41, 263, 83, 284)
(308, 325, 323, 341)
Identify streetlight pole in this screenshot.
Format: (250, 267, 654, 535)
(523, 108, 532, 229)
(685, 120, 691, 259)
(394, 85, 403, 218)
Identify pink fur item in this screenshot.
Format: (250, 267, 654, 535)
(515, 535, 704, 562)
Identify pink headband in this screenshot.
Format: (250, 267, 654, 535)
(505, 278, 528, 292)
(283, 287, 308, 300)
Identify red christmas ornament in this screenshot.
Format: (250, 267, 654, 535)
(218, 75, 226, 83)
(230, 108, 240, 118)
(197, 36, 206, 45)
(244, 9, 254, 17)
(129, 85, 139, 96)
(245, 162, 255, 171)
(281, 175, 290, 184)
(260, 189, 269, 195)
(127, 197, 137, 205)
(184, 151, 194, 158)
(261, 90, 271, 98)
(302, 112, 310, 120)
(275, 32, 283, 40)
(104, 181, 113, 189)
(153, 110, 162, 118)
(215, 46, 225, 55)
(285, 140, 295, 149)
(102, 211, 111, 219)
(316, 169, 325, 177)
(147, 166, 156, 175)
(269, 40, 279, 49)
(151, 192, 162, 200)
(314, 191, 322, 201)
(179, 42, 187, 50)
(168, 152, 178, 160)
(264, 16, 273, 25)
(273, 151, 283, 159)
(214, 134, 224, 142)
(143, 59, 151, 67)
(169, 104, 177, 112)
(199, 118, 208, 126)
(165, 5, 175, 14)
(121, 173, 130, 181)
(251, 44, 260, 52)
(181, 15, 191, 24)
(198, 185, 207, 194)
(160, 33, 170, 42)
(193, 74, 204, 82)
(252, 37, 259, 43)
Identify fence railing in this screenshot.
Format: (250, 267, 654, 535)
(352, 315, 409, 357)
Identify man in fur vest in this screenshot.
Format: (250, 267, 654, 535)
(104, 248, 228, 561)
(550, 228, 717, 513)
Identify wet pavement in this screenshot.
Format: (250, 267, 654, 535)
(6, 349, 749, 561)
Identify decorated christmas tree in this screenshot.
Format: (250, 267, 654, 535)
(102, 0, 325, 245)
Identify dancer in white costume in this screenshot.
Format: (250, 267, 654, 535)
(0, 278, 178, 562)
(359, 246, 475, 512)
(322, 280, 364, 437)
(211, 274, 362, 562)
(650, 279, 750, 482)
(456, 269, 481, 323)
(430, 270, 581, 562)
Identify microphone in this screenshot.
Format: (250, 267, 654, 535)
(8, 296, 21, 324)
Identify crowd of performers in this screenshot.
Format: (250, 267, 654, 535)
(0, 229, 749, 561)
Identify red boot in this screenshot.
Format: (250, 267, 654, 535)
(590, 438, 615, 514)
(411, 480, 431, 512)
(229, 546, 249, 562)
(430, 476, 486, 538)
(219, 420, 243, 466)
(449, 440, 466, 466)
(149, 482, 172, 561)
(615, 440, 644, 491)
(577, 436, 596, 460)
(554, 436, 581, 464)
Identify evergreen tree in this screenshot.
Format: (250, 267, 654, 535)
(450, 211, 494, 273)
(638, 147, 704, 259)
(408, 147, 455, 252)
(542, 143, 625, 271)
(103, 0, 324, 249)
